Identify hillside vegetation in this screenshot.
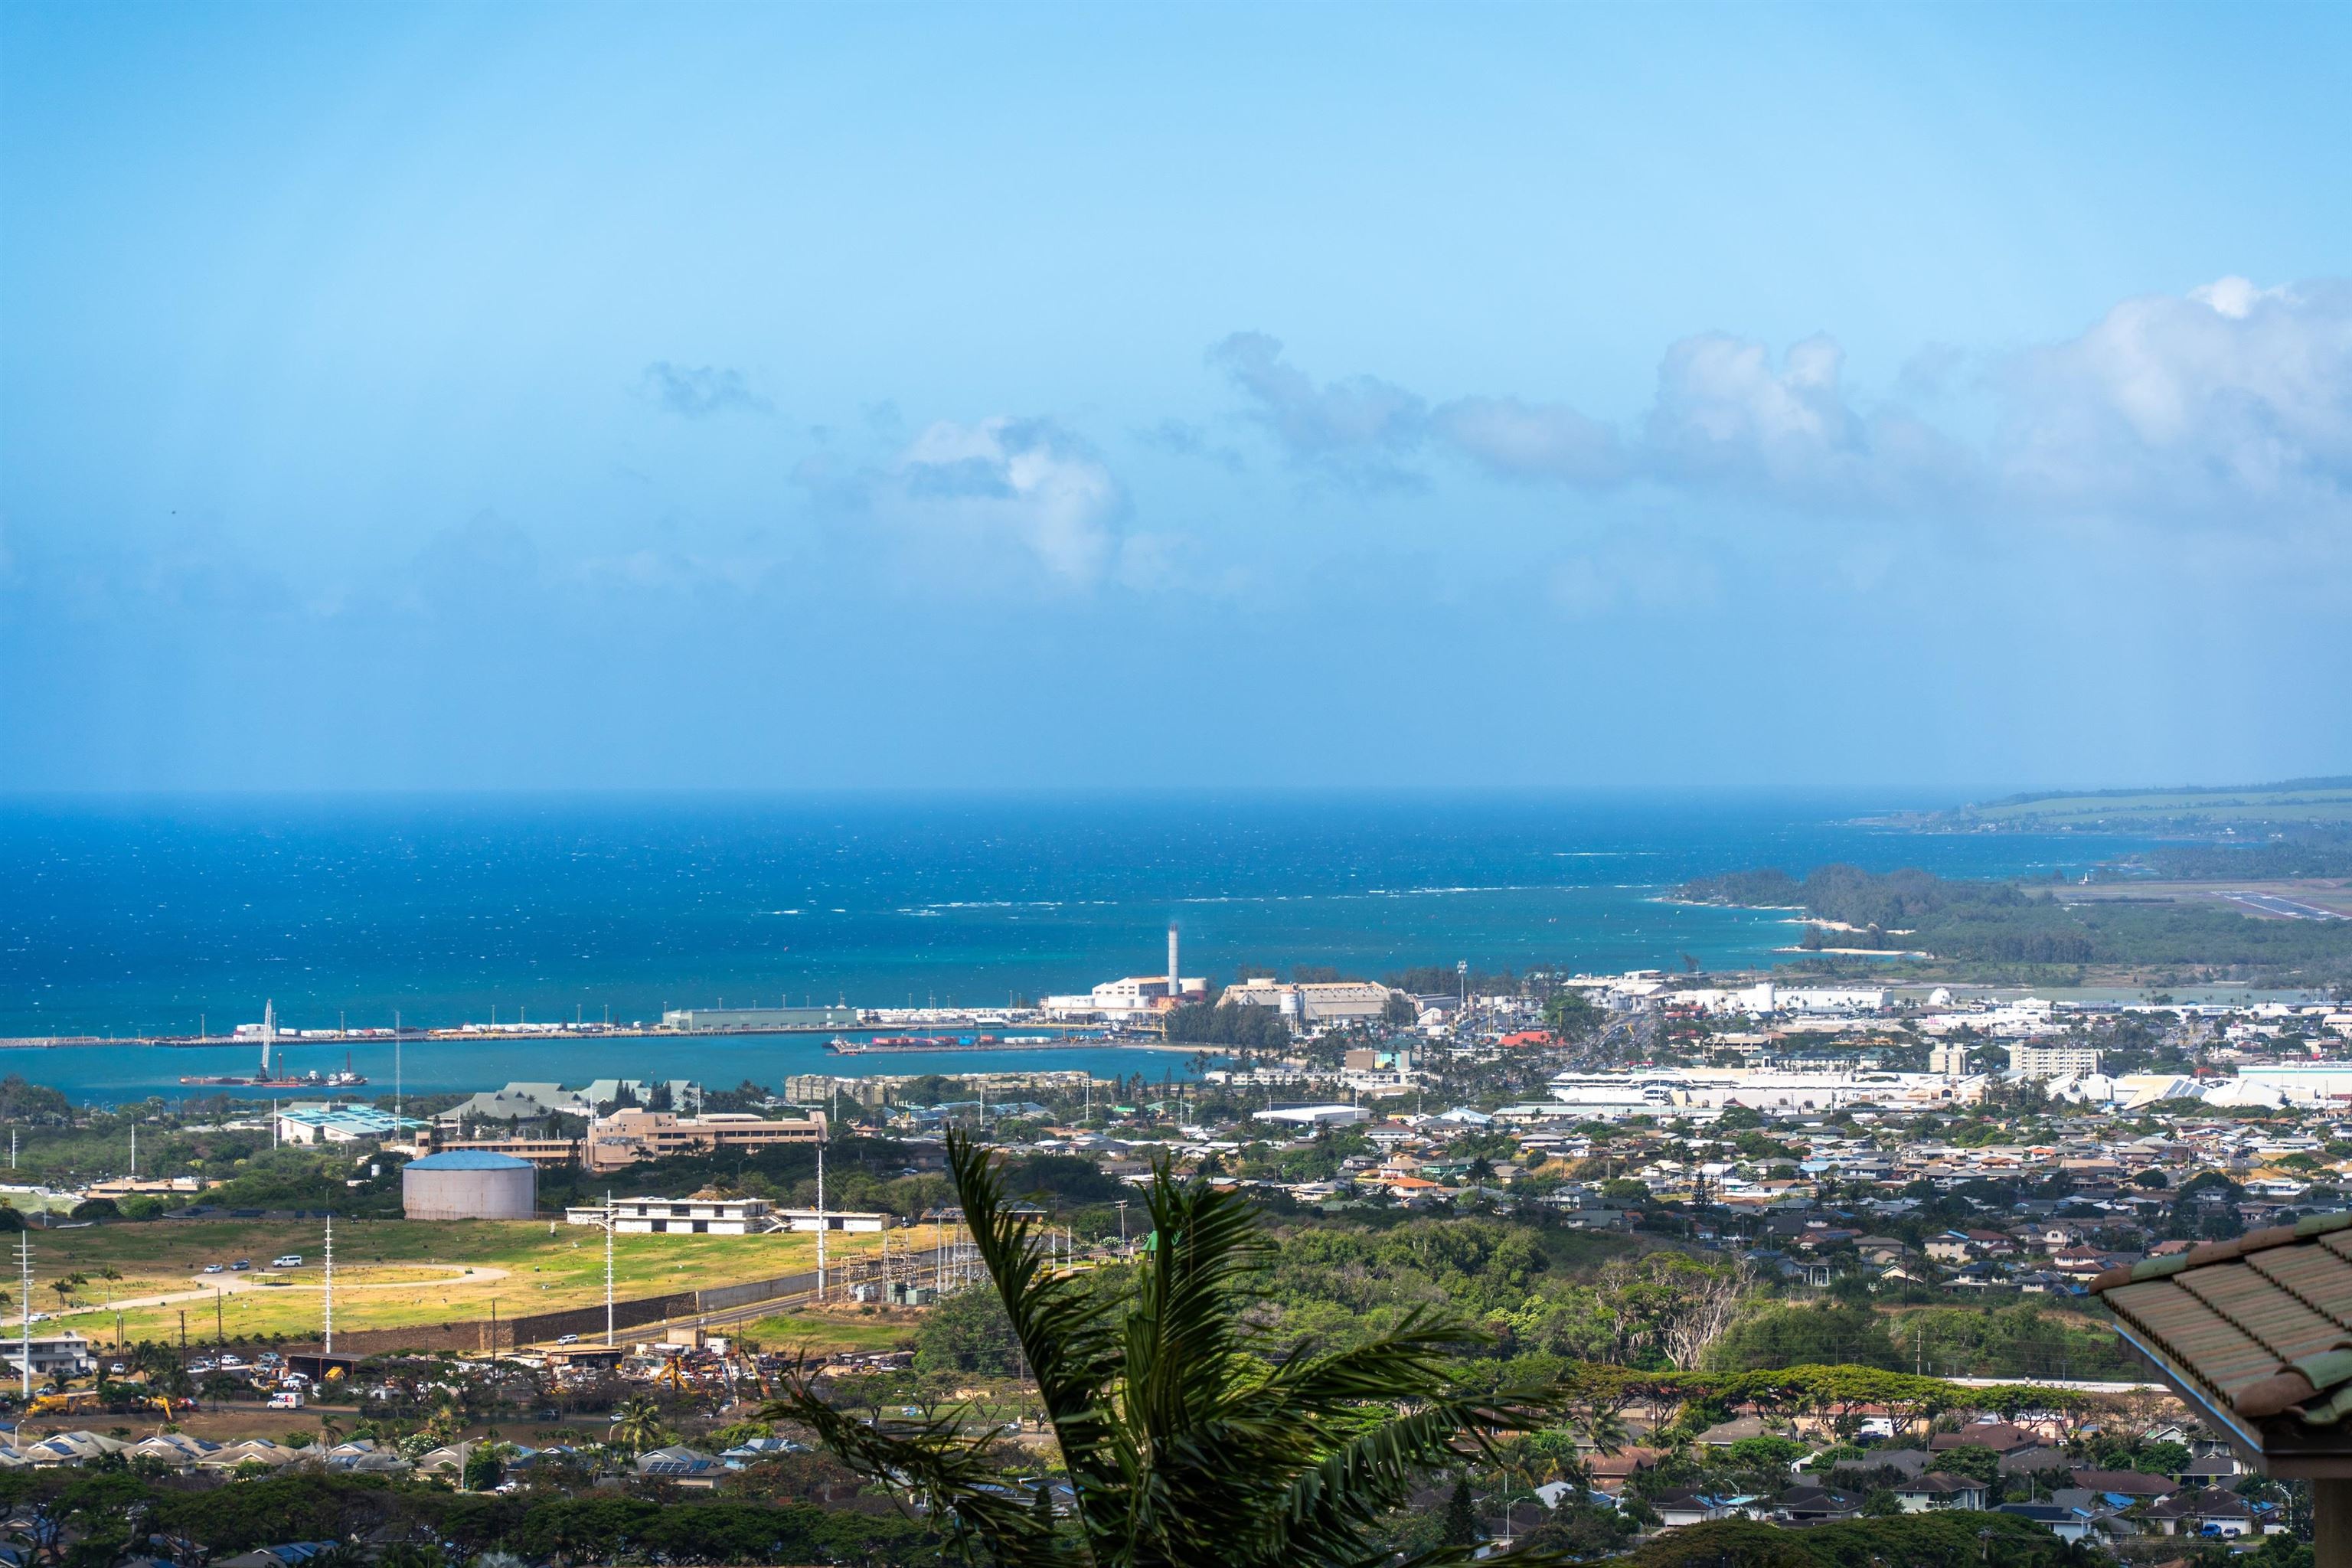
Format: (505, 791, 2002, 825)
(1678, 864, 2352, 980)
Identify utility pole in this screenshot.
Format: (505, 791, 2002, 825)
(604, 1191, 616, 1346)
(394, 1011, 402, 1129)
(815, 1128, 828, 1304)
(323, 1212, 335, 1354)
(17, 1233, 31, 1400)
(1115, 1200, 1129, 1252)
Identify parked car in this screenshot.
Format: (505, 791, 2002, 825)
(556, 1334, 580, 1344)
(230, 1259, 251, 1271)
(201, 1263, 223, 1275)
(270, 1254, 303, 1268)
(219, 1355, 248, 1370)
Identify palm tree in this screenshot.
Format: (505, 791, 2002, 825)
(768, 1130, 1577, 1566)
(609, 1396, 671, 1455)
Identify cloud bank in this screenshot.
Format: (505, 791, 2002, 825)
(1211, 276, 2352, 526)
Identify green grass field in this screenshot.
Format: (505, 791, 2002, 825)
(733, 1307, 920, 1357)
(25, 1217, 884, 1345)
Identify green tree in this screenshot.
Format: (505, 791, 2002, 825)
(769, 1130, 1577, 1566)
(1543, 991, 1597, 1037)
(1442, 1475, 1480, 1546)
(1930, 1444, 2001, 1488)
(913, 1279, 1024, 1377)
(1707, 1305, 1900, 1372)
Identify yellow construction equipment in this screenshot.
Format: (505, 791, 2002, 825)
(27, 1389, 98, 1416)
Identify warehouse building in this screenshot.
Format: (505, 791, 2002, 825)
(662, 1004, 861, 1032)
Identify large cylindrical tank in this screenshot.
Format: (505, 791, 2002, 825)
(402, 1151, 537, 1220)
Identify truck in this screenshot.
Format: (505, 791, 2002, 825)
(27, 1389, 100, 1416)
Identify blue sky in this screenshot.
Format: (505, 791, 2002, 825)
(4, 3, 2347, 792)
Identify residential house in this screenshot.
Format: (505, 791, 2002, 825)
(635, 1444, 729, 1488)
(1650, 1489, 1736, 1528)
(1893, 1473, 1989, 1512)
(2067, 1468, 2180, 1502)
(2142, 1488, 2264, 1537)
(1998, 1502, 2109, 1544)
(1695, 1415, 1797, 1447)
(1774, 1486, 1864, 1525)
(1932, 1420, 2039, 1455)
(1834, 1449, 1933, 1482)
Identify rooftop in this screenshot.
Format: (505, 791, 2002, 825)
(2091, 1209, 2352, 1475)
(405, 1150, 536, 1171)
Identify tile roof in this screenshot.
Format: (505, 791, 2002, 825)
(2090, 1210, 2352, 1436)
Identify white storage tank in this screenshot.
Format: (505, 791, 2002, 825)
(402, 1150, 537, 1220)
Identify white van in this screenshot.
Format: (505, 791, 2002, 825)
(271, 1254, 304, 1268)
(267, 1390, 304, 1410)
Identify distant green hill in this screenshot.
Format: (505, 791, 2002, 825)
(1892, 777, 2352, 832)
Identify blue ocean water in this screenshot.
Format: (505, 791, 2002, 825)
(0, 792, 2123, 1101)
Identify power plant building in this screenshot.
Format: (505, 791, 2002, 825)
(402, 1150, 538, 1220)
(1040, 925, 1208, 1022)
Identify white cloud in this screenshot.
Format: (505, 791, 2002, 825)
(881, 416, 1128, 588)
(1429, 395, 1625, 484)
(1998, 276, 2352, 518)
(1207, 332, 1426, 485)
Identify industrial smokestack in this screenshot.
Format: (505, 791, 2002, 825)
(1168, 924, 1180, 998)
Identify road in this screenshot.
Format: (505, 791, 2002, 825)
(77, 1266, 512, 1315)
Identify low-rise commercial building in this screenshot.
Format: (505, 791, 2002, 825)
(567, 1195, 774, 1235)
(662, 1004, 861, 1032)
(275, 1104, 429, 1145)
(583, 1109, 825, 1172)
(1220, 979, 1400, 1027)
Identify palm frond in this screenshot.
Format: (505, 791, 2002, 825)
(765, 1364, 1072, 1565)
(1266, 1390, 1586, 1568)
(945, 1131, 1132, 1521)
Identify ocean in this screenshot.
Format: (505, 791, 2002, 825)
(0, 792, 2120, 1102)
